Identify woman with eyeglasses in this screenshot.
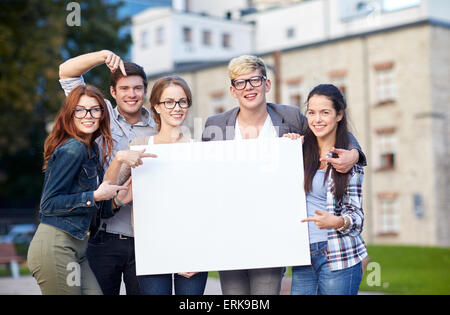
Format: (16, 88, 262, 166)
(105, 75, 208, 295)
(27, 84, 133, 295)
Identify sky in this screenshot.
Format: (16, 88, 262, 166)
(116, 0, 172, 18)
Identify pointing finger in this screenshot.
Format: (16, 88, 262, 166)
(141, 153, 157, 158)
(112, 55, 120, 71)
(119, 60, 127, 76)
(301, 216, 318, 223)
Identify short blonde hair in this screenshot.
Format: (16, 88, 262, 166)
(228, 55, 267, 80)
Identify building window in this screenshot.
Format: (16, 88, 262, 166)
(140, 30, 149, 49)
(286, 27, 296, 39)
(183, 27, 193, 43)
(290, 93, 302, 108)
(155, 26, 165, 45)
(374, 62, 396, 105)
(222, 33, 231, 49)
(329, 72, 347, 100)
(286, 77, 303, 109)
(378, 195, 399, 235)
(375, 128, 396, 171)
(210, 91, 226, 115)
(202, 30, 212, 46)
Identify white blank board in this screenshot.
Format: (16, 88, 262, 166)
(131, 138, 310, 276)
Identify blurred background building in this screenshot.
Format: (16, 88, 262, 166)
(131, 0, 450, 247)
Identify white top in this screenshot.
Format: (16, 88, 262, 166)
(234, 114, 278, 140)
(148, 136, 194, 145)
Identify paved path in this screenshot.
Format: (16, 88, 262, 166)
(0, 275, 222, 295)
(0, 275, 379, 295)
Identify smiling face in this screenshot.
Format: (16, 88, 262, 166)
(230, 69, 271, 112)
(110, 75, 146, 122)
(153, 84, 190, 129)
(73, 95, 102, 137)
(307, 94, 343, 141)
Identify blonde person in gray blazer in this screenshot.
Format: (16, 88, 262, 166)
(201, 55, 367, 295)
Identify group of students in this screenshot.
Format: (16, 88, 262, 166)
(27, 51, 368, 295)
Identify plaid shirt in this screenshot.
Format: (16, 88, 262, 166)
(325, 164, 368, 271)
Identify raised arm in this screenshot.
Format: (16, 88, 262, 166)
(59, 50, 126, 79)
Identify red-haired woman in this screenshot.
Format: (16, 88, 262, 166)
(27, 85, 130, 295)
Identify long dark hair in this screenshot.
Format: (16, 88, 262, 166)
(303, 84, 350, 201)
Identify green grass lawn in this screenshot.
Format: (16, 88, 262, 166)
(360, 245, 450, 295)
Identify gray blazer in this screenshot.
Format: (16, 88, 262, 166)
(202, 103, 366, 166)
(202, 103, 307, 141)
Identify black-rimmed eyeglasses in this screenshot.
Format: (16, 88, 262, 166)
(158, 99, 191, 110)
(73, 107, 104, 119)
(231, 76, 266, 90)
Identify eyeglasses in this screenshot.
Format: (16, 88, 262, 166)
(73, 107, 104, 119)
(158, 99, 191, 110)
(231, 76, 266, 90)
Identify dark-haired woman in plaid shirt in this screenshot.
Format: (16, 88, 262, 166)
(285, 84, 368, 295)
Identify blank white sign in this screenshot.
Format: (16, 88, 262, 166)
(131, 138, 310, 276)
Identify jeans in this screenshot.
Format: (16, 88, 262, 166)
(291, 241, 362, 295)
(138, 272, 208, 295)
(86, 231, 140, 295)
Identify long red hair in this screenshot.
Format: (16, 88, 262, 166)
(43, 85, 113, 171)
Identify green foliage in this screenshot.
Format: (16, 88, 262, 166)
(0, 0, 131, 208)
(361, 245, 450, 295)
(0, 0, 65, 155)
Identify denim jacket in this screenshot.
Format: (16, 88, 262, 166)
(39, 138, 114, 240)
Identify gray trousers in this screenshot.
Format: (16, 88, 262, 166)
(27, 223, 102, 295)
(219, 267, 284, 295)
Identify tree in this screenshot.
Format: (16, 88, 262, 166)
(0, 0, 131, 209)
